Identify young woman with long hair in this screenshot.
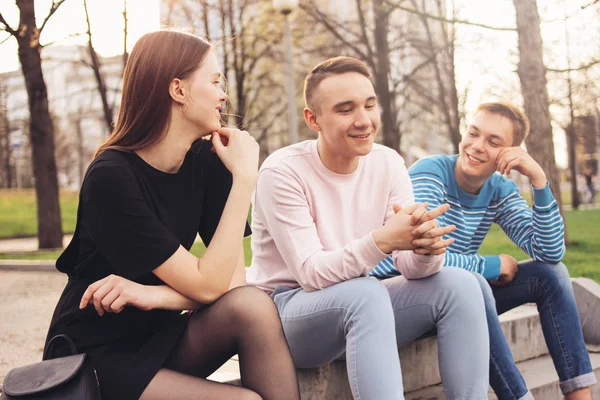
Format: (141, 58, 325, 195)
(44, 30, 300, 400)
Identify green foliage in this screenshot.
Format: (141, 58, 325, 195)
(190, 237, 253, 266)
(480, 208, 600, 281)
(0, 189, 78, 238)
(0, 250, 63, 260)
(1, 189, 598, 282)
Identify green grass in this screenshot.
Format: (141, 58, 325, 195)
(1, 189, 598, 282)
(0, 238, 254, 265)
(189, 237, 253, 266)
(0, 250, 64, 260)
(479, 208, 600, 281)
(0, 189, 78, 238)
(520, 189, 574, 206)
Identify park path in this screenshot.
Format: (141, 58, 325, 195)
(0, 270, 238, 388)
(0, 235, 73, 253)
(0, 270, 66, 384)
(0, 234, 205, 253)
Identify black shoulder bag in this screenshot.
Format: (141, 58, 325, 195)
(0, 334, 101, 399)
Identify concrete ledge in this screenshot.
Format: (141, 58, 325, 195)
(498, 304, 549, 363)
(220, 304, 550, 397)
(0, 260, 57, 272)
(297, 362, 353, 400)
(406, 352, 600, 400)
(398, 304, 546, 392)
(573, 277, 600, 348)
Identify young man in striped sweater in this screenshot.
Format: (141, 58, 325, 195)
(372, 102, 596, 399)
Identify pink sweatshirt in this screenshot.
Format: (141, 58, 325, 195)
(246, 140, 444, 293)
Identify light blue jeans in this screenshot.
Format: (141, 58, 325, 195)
(472, 261, 597, 399)
(272, 268, 490, 400)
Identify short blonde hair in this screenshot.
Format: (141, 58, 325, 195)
(476, 102, 530, 146)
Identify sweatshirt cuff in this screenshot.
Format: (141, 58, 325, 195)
(532, 183, 554, 208)
(362, 232, 389, 267)
(483, 256, 501, 280)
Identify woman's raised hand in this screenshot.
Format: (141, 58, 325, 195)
(211, 128, 259, 186)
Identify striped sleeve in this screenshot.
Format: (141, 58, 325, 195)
(443, 252, 502, 280)
(370, 157, 445, 280)
(410, 170, 501, 278)
(495, 183, 565, 264)
(411, 174, 447, 211)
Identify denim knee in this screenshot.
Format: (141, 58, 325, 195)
(435, 268, 486, 317)
(523, 261, 573, 299)
(344, 277, 392, 306)
(471, 271, 497, 314)
(538, 262, 571, 287)
(332, 277, 395, 324)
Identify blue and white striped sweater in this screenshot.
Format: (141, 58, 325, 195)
(370, 154, 565, 280)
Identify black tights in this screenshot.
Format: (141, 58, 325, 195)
(140, 286, 300, 400)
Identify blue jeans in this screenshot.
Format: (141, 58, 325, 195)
(472, 260, 597, 399)
(273, 268, 489, 400)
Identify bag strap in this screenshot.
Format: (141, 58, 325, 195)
(43, 334, 78, 360)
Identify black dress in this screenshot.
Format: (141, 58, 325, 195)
(44, 139, 250, 399)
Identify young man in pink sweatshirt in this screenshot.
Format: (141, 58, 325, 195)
(246, 56, 490, 399)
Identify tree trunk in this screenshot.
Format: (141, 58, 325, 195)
(219, 0, 230, 125)
(201, 0, 210, 41)
(373, 0, 399, 151)
(16, 0, 63, 249)
(566, 124, 580, 209)
(76, 116, 85, 184)
(0, 87, 12, 188)
(444, 2, 461, 154)
(416, 0, 461, 154)
(122, 0, 128, 71)
(84, 0, 113, 133)
(564, 19, 579, 209)
(513, 0, 566, 235)
(2, 109, 12, 189)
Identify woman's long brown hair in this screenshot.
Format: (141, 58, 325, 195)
(94, 30, 212, 158)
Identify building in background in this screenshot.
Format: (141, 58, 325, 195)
(0, 45, 124, 188)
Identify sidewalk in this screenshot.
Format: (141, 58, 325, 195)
(0, 270, 67, 385)
(0, 270, 239, 388)
(0, 235, 72, 253)
(0, 234, 203, 254)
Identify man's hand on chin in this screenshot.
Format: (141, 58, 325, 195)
(496, 147, 547, 188)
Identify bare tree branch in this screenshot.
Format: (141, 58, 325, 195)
(0, 13, 17, 36)
(385, 0, 516, 31)
(547, 58, 600, 73)
(299, 3, 369, 60)
(39, 0, 68, 34)
(581, 0, 599, 9)
(123, 0, 128, 70)
(0, 34, 13, 46)
(41, 32, 84, 48)
(83, 0, 113, 131)
(391, 37, 450, 91)
(254, 101, 289, 144)
(355, 0, 375, 61)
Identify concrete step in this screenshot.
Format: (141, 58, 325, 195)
(212, 304, 551, 396)
(399, 304, 547, 393)
(405, 352, 600, 400)
(208, 355, 241, 384)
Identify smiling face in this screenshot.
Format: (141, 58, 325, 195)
(455, 110, 514, 193)
(181, 52, 227, 135)
(304, 72, 379, 173)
